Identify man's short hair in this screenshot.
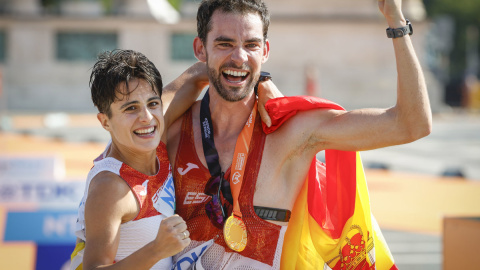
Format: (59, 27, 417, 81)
(90, 49, 163, 117)
(197, 0, 270, 43)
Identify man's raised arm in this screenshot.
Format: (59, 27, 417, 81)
(284, 0, 432, 154)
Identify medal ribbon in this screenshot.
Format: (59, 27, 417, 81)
(200, 89, 257, 219)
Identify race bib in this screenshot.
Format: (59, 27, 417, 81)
(172, 240, 214, 270)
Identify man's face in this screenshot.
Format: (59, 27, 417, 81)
(98, 78, 164, 153)
(202, 10, 269, 102)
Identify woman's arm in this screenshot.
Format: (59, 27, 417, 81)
(82, 172, 190, 269)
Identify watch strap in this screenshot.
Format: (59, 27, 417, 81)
(386, 19, 413, 38)
(254, 71, 272, 96)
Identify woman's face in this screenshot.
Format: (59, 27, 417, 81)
(99, 78, 164, 154)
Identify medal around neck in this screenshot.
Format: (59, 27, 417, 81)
(223, 214, 247, 252)
(200, 90, 257, 252)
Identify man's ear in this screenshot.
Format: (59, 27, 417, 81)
(193, 36, 207, 62)
(262, 39, 270, 64)
(97, 113, 111, 132)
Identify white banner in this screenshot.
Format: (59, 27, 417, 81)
(0, 155, 65, 181)
(0, 180, 84, 208)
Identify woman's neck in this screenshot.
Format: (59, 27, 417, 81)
(107, 143, 158, 176)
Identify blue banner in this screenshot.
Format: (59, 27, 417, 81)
(4, 210, 77, 245)
(36, 244, 75, 270)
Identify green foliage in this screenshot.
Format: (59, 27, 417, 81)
(424, 0, 480, 24)
(423, 0, 480, 78)
(167, 0, 183, 11)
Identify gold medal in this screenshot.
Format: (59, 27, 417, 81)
(223, 215, 247, 252)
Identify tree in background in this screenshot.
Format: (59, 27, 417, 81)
(423, 0, 480, 107)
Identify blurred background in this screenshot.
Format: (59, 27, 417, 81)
(0, 0, 479, 269)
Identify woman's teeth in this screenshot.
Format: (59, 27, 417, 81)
(134, 127, 155, 135)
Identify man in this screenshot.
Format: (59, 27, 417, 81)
(167, 0, 431, 269)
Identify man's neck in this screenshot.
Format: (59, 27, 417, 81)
(208, 88, 256, 140)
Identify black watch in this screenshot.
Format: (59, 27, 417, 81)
(386, 19, 413, 38)
(254, 71, 272, 96)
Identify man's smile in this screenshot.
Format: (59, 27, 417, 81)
(222, 69, 249, 84)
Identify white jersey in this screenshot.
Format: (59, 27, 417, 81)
(73, 142, 175, 269)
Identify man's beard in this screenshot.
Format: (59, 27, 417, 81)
(207, 62, 258, 102)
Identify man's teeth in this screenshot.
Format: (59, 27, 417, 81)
(135, 127, 154, 134)
(223, 70, 247, 77)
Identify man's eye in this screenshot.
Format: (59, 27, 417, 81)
(246, 43, 260, 49)
(125, 106, 136, 111)
(149, 102, 159, 107)
(219, 43, 232, 47)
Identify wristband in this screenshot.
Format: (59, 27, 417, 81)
(254, 71, 272, 96)
(386, 19, 413, 38)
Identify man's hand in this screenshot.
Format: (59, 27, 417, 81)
(257, 80, 283, 127)
(378, 0, 406, 28)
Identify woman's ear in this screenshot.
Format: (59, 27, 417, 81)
(193, 36, 207, 62)
(97, 113, 111, 131)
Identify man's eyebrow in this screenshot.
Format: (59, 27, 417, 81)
(214, 36, 235, 43)
(214, 36, 263, 44)
(245, 37, 263, 43)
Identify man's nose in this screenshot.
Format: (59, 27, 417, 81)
(231, 47, 248, 65)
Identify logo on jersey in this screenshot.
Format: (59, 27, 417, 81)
(183, 192, 209, 205)
(140, 180, 149, 196)
(132, 180, 149, 198)
(178, 163, 199, 175)
(152, 172, 175, 216)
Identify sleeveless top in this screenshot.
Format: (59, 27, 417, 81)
(173, 108, 287, 269)
(74, 142, 175, 269)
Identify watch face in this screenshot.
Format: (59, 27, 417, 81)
(394, 28, 406, 37)
(259, 71, 272, 81)
(386, 21, 413, 38)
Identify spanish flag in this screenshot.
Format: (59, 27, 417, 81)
(263, 96, 397, 270)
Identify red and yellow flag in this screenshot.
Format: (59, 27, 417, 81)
(263, 96, 397, 270)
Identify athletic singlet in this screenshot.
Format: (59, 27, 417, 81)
(173, 108, 287, 269)
(74, 142, 175, 269)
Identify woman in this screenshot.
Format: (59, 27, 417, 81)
(70, 49, 208, 270)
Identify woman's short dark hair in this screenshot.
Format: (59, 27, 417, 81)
(197, 0, 270, 43)
(90, 49, 163, 117)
